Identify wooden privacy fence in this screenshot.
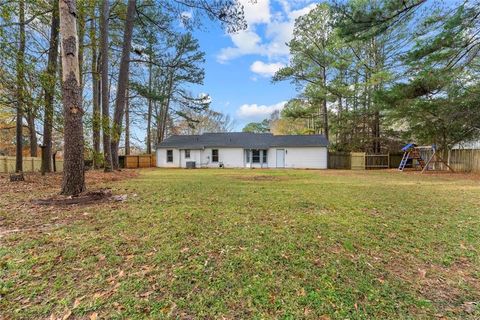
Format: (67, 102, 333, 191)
(447, 149, 480, 173)
(389, 153, 404, 168)
(0, 156, 64, 173)
(121, 155, 156, 169)
(328, 150, 480, 172)
(328, 152, 351, 169)
(328, 152, 417, 170)
(365, 154, 389, 169)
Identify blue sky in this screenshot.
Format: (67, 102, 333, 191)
(188, 0, 319, 130)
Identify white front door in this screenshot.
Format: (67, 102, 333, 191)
(276, 149, 285, 168)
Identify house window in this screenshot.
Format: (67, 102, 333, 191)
(252, 150, 260, 163)
(166, 150, 173, 162)
(185, 149, 190, 158)
(212, 149, 219, 162)
(246, 150, 267, 163)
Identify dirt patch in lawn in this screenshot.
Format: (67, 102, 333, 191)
(0, 170, 138, 239)
(32, 188, 129, 206)
(232, 174, 289, 182)
(0, 169, 138, 194)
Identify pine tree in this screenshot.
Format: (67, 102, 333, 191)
(59, 0, 85, 195)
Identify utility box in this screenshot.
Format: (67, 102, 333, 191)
(186, 161, 196, 169)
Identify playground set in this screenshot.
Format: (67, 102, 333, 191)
(398, 143, 454, 173)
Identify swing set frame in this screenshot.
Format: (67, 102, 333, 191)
(418, 145, 455, 173)
(400, 144, 455, 173)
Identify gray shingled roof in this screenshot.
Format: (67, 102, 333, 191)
(157, 132, 328, 149)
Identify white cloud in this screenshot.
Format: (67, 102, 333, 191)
(217, 30, 264, 62)
(217, 1, 317, 63)
(241, 0, 271, 25)
(236, 101, 287, 120)
(250, 60, 285, 77)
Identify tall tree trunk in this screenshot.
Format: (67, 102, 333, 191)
(15, 0, 26, 173)
(372, 109, 380, 153)
(157, 105, 165, 144)
(364, 69, 370, 152)
(125, 88, 130, 155)
(157, 100, 166, 145)
(165, 78, 174, 139)
(146, 58, 152, 154)
(100, 0, 112, 172)
(78, 2, 86, 93)
(159, 74, 174, 143)
(59, 0, 85, 195)
(371, 38, 382, 154)
(90, 4, 101, 169)
(42, 0, 60, 173)
(322, 66, 329, 140)
(111, 0, 136, 170)
(337, 96, 343, 148)
(52, 150, 57, 172)
(352, 71, 358, 142)
(27, 109, 37, 156)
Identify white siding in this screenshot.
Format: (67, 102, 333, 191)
(201, 148, 244, 168)
(268, 147, 327, 169)
(179, 149, 202, 168)
(156, 148, 181, 167)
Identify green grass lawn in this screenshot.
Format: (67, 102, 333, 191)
(1, 169, 480, 319)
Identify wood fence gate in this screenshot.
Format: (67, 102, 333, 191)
(351, 152, 366, 170)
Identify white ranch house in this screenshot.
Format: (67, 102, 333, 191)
(156, 132, 329, 169)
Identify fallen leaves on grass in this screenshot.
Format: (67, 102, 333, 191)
(61, 309, 72, 320)
(73, 296, 83, 309)
(33, 189, 130, 206)
(462, 301, 478, 314)
(3, 169, 480, 319)
(418, 268, 427, 279)
(1, 170, 137, 240)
